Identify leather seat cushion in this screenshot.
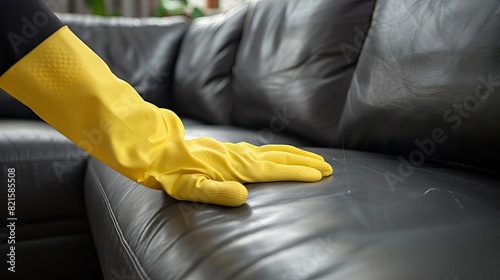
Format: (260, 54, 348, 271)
(84, 146, 500, 279)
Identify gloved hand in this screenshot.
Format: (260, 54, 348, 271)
(0, 26, 333, 207)
(140, 132, 333, 206)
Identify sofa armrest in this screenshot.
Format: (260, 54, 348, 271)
(0, 120, 101, 278)
(0, 120, 89, 225)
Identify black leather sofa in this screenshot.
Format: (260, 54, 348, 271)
(1, 0, 500, 279)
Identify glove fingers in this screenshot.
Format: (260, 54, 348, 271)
(253, 162, 323, 182)
(166, 175, 248, 207)
(257, 145, 326, 161)
(257, 151, 333, 177)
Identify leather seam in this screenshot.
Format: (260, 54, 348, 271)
(88, 161, 151, 280)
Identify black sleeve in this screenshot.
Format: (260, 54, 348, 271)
(0, 0, 63, 75)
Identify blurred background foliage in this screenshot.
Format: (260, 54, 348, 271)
(83, 0, 211, 18)
(44, 0, 244, 18)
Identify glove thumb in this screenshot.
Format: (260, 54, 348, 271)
(166, 174, 249, 207)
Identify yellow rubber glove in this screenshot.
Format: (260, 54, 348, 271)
(0, 26, 332, 207)
(142, 138, 333, 206)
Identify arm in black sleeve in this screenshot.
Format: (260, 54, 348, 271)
(0, 0, 63, 75)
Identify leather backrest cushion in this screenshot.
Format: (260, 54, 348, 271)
(172, 4, 249, 125)
(0, 15, 188, 119)
(232, 0, 376, 146)
(337, 0, 500, 171)
(59, 14, 189, 109)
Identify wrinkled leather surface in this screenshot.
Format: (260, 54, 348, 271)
(337, 0, 500, 171)
(173, 4, 249, 124)
(0, 120, 100, 279)
(232, 0, 376, 146)
(85, 148, 500, 279)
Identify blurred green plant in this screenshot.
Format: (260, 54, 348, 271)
(84, 0, 107, 16)
(84, 0, 205, 18)
(84, 0, 122, 16)
(156, 0, 206, 18)
(161, 0, 188, 15)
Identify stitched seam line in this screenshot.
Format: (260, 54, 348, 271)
(88, 162, 151, 280)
